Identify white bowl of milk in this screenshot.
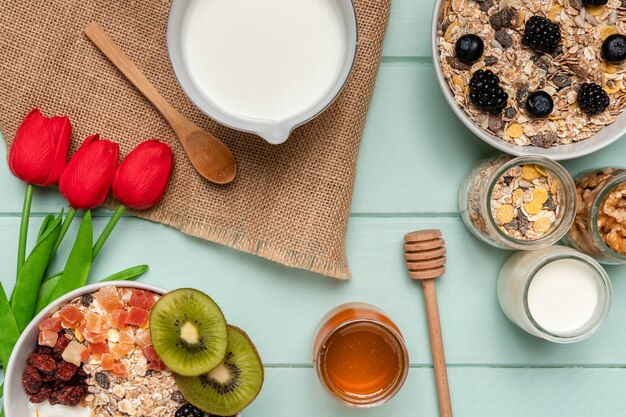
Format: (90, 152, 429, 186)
(167, 0, 358, 144)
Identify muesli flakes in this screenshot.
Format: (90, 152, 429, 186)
(438, 0, 626, 147)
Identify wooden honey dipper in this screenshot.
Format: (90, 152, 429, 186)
(404, 229, 453, 417)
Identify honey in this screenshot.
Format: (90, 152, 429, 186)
(313, 303, 409, 407)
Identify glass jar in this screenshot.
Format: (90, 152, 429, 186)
(564, 168, 626, 264)
(497, 246, 612, 343)
(312, 303, 409, 408)
(459, 154, 576, 250)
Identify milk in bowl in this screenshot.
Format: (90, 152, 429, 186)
(168, 0, 358, 143)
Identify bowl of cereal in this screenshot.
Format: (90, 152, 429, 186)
(433, 0, 626, 160)
(4, 282, 259, 417)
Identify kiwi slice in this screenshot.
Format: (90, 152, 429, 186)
(174, 326, 264, 416)
(150, 288, 228, 376)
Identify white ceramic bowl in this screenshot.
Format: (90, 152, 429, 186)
(4, 282, 167, 417)
(167, 0, 359, 145)
(431, 0, 626, 160)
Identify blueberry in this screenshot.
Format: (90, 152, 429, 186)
(526, 91, 554, 118)
(455, 34, 484, 64)
(601, 34, 626, 63)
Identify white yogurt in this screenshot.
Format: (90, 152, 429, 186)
(527, 259, 600, 336)
(182, 0, 347, 121)
(28, 402, 90, 417)
(497, 246, 612, 343)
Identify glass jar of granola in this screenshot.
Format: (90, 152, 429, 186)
(459, 154, 576, 250)
(564, 168, 626, 264)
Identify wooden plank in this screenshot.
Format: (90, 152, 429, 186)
(1, 366, 623, 416)
(2, 366, 626, 416)
(3, 63, 626, 215)
(249, 368, 626, 417)
(383, 0, 430, 58)
(0, 62, 518, 215)
(354, 62, 626, 213)
(1, 216, 626, 366)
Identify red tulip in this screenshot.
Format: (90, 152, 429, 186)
(112, 140, 173, 210)
(58, 135, 119, 209)
(9, 109, 72, 186)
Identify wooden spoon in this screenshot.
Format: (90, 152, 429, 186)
(84, 22, 237, 185)
(404, 229, 453, 417)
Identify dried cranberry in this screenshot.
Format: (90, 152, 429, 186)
(22, 365, 43, 395)
(56, 361, 78, 381)
(53, 380, 68, 391)
(53, 334, 70, 359)
(49, 385, 87, 406)
(27, 354, 57, 375)
(41, 372, 57, 382)
(36, 346, 55, 356)
(70, 370, 88, 386)
(29, 385, 53, 403)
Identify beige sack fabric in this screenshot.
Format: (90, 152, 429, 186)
(0, 1, 391, 279)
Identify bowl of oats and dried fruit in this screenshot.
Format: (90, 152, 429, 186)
(433, 0, 626, 159)
(4, 282, 262, 417)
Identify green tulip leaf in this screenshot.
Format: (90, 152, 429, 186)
(34, 274, 61, 315)
(99, 264, 149, 282)
(49, 211, 93, 303)
(9, 214, 56, 307)
(37, 214, 56, 242)
(10, 211, 62, 331)
(0, 282, 21, 369)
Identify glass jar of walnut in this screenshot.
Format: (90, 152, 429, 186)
(460, 155, 576, 250)
(564, 168, 626, 264)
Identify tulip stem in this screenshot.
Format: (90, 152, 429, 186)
(50, 207, 77, 259)
(17, 184, 34, 278)
(92, 205, 126, 260)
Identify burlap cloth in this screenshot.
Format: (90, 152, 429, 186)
(0, 1, 391, 279)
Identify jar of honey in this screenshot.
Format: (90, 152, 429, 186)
(312, 303, 409, 407)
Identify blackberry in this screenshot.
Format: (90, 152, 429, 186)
(469, 70, 509, 114)
(582, 0, 608, 5)
(176, 404, 204, 417)
(522, 16, 561, 54)
(578, 83, 610, 115)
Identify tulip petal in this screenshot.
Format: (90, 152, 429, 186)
(45, 115, 72, 185)
(59, 135, 119, 210)
(9, 109, 59, 186)
(112, 139, 173, 210)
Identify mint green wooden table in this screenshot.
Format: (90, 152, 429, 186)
(3, 2, 626, 415)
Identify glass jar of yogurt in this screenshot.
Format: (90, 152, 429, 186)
(497, 246, 612, 343)
(459, 154, 576, 250)
(564, 168, 626, 264)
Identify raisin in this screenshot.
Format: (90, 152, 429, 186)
(553, 76, 571, 90)
(29, 385, 53, 403)
(544, 194, 557, 211)
(57, 361, 78, 382)
(27, 354, 57, 374)
(494, 30, 512, 49)
(489, 7, 515, 30)
(95, 372, 111, 389)
(81, 294, 94, 307)
(22, 365, 43, 395)
(530, 133, 557, 148)
(171, 391, 185, 403)
(484, 56, 498, 66)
